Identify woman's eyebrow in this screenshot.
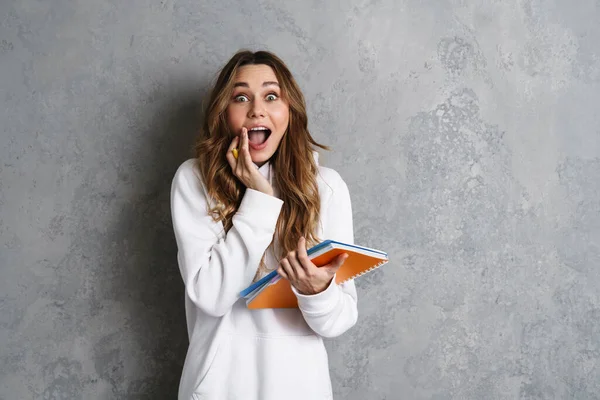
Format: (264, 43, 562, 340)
(233, 81, 280, 88)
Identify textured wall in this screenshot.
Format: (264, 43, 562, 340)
(1, 0, 599, 399)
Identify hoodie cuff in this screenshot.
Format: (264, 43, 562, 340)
(292, 275, 340, 315)
(236, 188, 284, 228)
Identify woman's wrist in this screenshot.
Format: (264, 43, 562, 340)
(295, 277, 334, 296)
(256, 186, 274, 197)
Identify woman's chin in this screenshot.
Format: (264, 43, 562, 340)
(250, 149, 274, 166)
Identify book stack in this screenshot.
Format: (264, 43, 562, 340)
(239, 240, 389, 309)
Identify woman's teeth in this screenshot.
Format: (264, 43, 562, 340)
(248, 127, 271, 145)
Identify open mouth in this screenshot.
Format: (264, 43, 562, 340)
(247, 127, 272, 148)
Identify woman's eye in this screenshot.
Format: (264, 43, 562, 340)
(266, 94, 278, 101)
(234, 95, 249, 102)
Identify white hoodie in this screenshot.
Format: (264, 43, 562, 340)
(170, 152, 358, 400)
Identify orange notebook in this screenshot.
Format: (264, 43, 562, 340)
(239, 240, 389, 309)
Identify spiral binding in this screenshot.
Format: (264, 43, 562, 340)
(340, 259, 389, 284)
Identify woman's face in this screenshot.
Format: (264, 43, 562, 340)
(226, 64, 290, 167)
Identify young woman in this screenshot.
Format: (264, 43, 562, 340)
(170, 50, 358, 400)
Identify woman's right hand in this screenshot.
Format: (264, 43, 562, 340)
(226, 127, 275, 197)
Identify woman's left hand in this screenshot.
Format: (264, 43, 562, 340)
(277, 237, 348, 295)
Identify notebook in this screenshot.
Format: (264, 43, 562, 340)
(239, 240, 389, 309)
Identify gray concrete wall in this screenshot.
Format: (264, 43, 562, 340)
(1, 0, 599, 399)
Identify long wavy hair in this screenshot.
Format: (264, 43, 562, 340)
(195, 50, 329, 279)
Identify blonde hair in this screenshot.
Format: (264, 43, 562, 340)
(195, 50, 329, 278)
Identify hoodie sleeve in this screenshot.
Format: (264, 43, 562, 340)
(170, 160, 283, 317)
(291, 170, 358, 338)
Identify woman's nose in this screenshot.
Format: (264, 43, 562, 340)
(248, 100, 266, 118)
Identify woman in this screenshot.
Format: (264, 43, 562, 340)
(170, 50, 358, 400)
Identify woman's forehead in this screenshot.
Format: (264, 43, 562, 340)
(234, 64, 279, 86)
